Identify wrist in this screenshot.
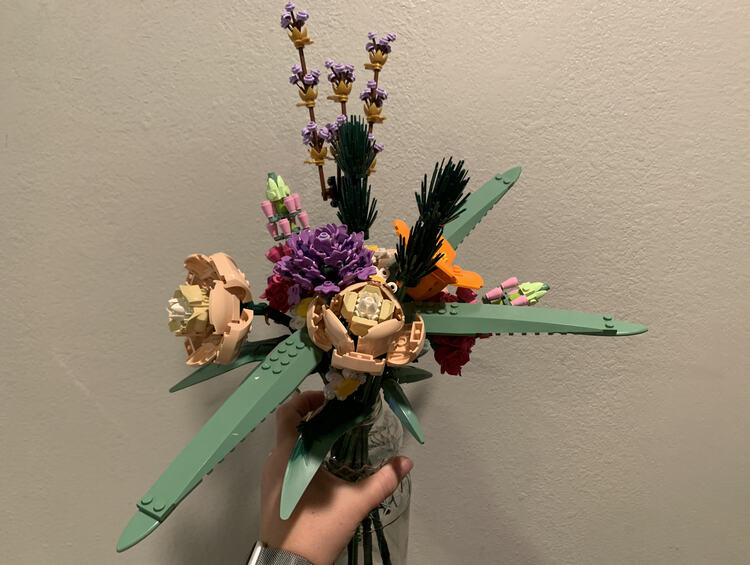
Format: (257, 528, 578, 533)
(248, 541, 315, 565)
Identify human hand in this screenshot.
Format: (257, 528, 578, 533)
(260, 390, 413, 565)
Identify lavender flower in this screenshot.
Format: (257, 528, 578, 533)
(373, 142, 384, 153)
(325, 59, 356, 85)
(285, 2, 295, 12)
(301, 121, 318, 145)
(296, 9, 309, 23)
(274, 223, 377, 296)
(368, 31, 377, 40)
(335, 113, 346, 126)
(386, 32, 396, 42)
(280, 12, 293, 28)
(366, 80, 377, 89)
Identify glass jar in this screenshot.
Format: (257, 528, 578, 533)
(327, 395, 411, 565)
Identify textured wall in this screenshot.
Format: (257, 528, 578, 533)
(2, 1, 749, 563)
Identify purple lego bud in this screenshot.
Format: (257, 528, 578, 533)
(375, 87, 387, 99)
(285, 2, 295, 12)
(368, 31, 377, 40)
(325, 58, 334, 68)
(360, 90, 370, 101)
(336, 114, 347, 125)
(386, 32, 396, 41)
(367, 80, 377, 89)
(291, 63, 302, 75)
(303, 73, 315, 85)
(280, 13, 293, 28)
(373, 142, 384, 152)
(296, 9, 309, 22)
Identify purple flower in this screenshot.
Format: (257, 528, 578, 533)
(285, 2, 295, 12)
(366, 80, 377, 89)
(325, 58, 334, 68)
(303, 73, 316, 85)
(327, 72, 336, 82)
(280, 12, 293, 28)
(274, 223, 377, 297)
(368, 31, 377, 40)
(336, 114, 347, 126)
(373, 142, 384, 153)
(310, 68, 320, 78)
(386, 32, 396, 42)
(315, 280, 340, 294)
(377, 37, 390, 47)
(359, 89, 370, 101)
(366, 42, 376, 52)
(291, 63, 302, 75)
(296, 9, 309, 23)
(375, 87, 387, 99)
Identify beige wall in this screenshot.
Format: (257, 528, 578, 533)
(2, 1, 749, 563)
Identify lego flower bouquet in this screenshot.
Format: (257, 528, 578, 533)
(116, 5, 646, 563)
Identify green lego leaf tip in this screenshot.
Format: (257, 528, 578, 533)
(442, 166, 522, 250)
(382, 378, 425, 444)
(116, 511, 160, 552)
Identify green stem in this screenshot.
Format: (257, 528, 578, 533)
(362, 516, 373, 565)
(371, 509, 392, 565)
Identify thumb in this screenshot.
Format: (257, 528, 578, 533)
(356, 456, 413, 514)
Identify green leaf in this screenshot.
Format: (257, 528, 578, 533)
(280, 399, 370, 520)
(390, 366, 433, 384)
(382, 378, 425, 444)
(169, 336, 289, 392)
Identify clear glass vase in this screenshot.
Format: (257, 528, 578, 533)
(326, 395, 411, 565)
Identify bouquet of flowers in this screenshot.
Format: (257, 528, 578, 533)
(117, 5, 646, 562)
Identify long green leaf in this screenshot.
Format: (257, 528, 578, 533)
(390, 366, 433, 384)
(280, 400, 370, 519)
(382, 378, 425, 444)
(169, 336, 289, 392)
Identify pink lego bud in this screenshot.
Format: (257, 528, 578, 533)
(500, 277, 519, 290)
(510, 295, 529, 306)
(279, 218, 291, 236)
(484, 287, 504, 302)
(283, 195, 297, 213)
(297, 211, 310, 229)
(266, 222, 279, 238)
(292, 193, 301, 210)
(261, 200, 274, 219)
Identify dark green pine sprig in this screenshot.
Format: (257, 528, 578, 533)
(331, 116, 379, 238)
(394, 157, 470, 296)
(394, 219, 444, 293)
(416, 157, 470, 227)
(336, 176, 378, 239)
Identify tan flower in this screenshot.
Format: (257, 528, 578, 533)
(167, 253, 253, 366)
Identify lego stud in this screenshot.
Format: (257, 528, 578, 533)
(279, 218, 292, 236)
(283, 195, 297, 213)
(297, 211, 310, 229)
(266, 222, 279, 239)
(260, 200, 274, 220)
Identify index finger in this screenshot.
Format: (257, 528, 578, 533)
(275, 390, 326, 446)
